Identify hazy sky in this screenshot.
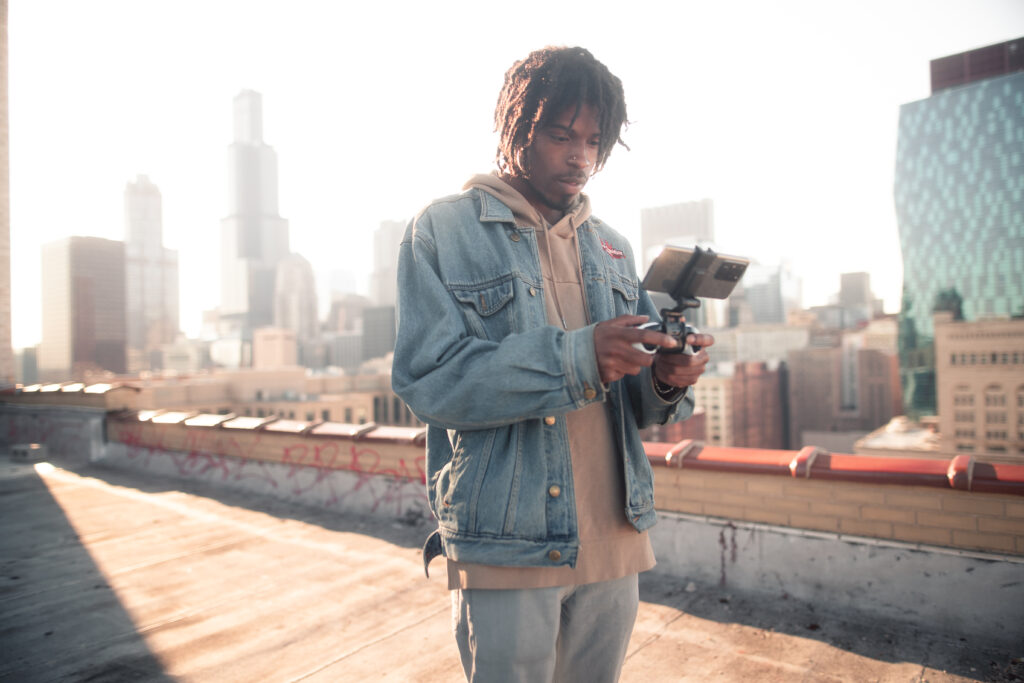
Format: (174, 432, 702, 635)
(9, 0, 1024, 348)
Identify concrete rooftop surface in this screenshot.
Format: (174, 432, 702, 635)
(1, 456, 1021, 683)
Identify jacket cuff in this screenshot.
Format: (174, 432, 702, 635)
(564, 324, 606, 407)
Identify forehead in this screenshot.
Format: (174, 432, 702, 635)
(542, 103, 601, 131)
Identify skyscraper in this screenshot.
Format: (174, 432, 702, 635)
(220, 90, 290, 339)
(124, 175, 179, 371)
(894, 38, 1024, 415)
(273, 253, 319, 365)
(640, 199, 718, 328)
(369, 219, 405, 307)
(728, 261, 801, 326)
(640, 198, 714, 270)
(39, 237, 126, 380)
(0, 1, 11, 385)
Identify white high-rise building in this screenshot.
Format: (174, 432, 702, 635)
(220, 90, 290, 338)
(640, 199, 715, 271)
(274, 253, 319, 365)
(369, 219, 405, 307)
(0, 2, 11, 385)
(124, 175, 179, 371)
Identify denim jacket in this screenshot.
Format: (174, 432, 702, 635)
(392, 188, 694, 572)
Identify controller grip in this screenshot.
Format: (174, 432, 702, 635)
(686, 325, 702, 353)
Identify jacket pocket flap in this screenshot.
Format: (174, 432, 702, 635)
(452, 279, 515, 317)
(610, 272, 640, 301)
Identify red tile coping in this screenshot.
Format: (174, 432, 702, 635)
(645, 440, 1024, 496)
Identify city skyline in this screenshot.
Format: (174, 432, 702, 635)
(9, 1, 1024, 349)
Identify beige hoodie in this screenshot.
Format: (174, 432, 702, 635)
(446, 173, 655, 590)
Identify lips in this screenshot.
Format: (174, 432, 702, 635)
(558, 176, 587, 191)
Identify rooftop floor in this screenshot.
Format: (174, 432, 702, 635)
(1, 457, 1020, 682)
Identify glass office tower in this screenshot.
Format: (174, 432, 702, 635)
(894, 38, 1024, 416)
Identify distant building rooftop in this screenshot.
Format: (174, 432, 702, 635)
(857, 416, 942, 453)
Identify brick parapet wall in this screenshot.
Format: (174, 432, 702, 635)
(105, 412, 427, 484)
(4, 401, 1023, 557)
(647, 440, 1024, 555)
(652, 467, 1024, 554)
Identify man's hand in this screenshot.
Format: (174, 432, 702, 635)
(653, 332, 715, 389)
(593, 315, 682, 384)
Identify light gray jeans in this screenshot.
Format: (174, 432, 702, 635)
(452, 573, 640, 683)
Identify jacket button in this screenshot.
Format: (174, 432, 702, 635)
(583, 385, 597, 400)
(548, 550, 561, 562)
(544, 416, 556, 425)
(529, 286, 537, 296)
(510, 232, 521, 242)
(548, 484, 561, 498)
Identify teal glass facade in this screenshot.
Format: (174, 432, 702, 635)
(894, 71, 1024, 415)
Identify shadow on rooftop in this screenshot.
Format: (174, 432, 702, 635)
(0, 462, 173, 682)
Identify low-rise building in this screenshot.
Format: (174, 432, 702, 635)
(934, 313, 1024, 459)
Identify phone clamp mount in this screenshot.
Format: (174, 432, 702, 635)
(638, 245, 748, 356)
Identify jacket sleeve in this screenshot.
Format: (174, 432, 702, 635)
(391, 224, 606, 431)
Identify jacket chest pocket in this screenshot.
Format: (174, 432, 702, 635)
(609, 272, 640, 317)
(451, 277, 517, 341)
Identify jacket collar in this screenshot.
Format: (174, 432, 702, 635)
(476, 188, 517, 225)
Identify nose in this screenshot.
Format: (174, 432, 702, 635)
(568, 141, 593, 168)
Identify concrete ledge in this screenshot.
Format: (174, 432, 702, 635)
(649, 510, 1024, 650)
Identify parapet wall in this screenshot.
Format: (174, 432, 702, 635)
(2, 402, 1023, 648)
(3, 403, 1022, 556)
(647, 441, 1024, 556)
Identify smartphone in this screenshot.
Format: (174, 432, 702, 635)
(641, 245, 749, 301)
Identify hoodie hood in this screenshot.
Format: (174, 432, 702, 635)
(464, 172, 591, 239)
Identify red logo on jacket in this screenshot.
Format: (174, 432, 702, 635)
(601, 239, 624, 259)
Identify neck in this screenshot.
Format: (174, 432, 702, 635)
(502, 173, 566, 225)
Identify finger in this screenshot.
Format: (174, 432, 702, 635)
(687, 333, 715, 349)
(606, 314, 650, 328)
(639, 331, 681, 350)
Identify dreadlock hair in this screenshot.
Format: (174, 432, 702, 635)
(494, 46, 629, 178)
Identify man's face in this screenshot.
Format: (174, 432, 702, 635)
(517, 103, 602, 221)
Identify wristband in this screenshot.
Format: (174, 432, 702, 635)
(652, 374, 683, 399)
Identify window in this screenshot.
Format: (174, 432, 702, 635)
(985, 385, 1006, 407)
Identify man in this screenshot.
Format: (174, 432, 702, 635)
(392, 46, 713, 682)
